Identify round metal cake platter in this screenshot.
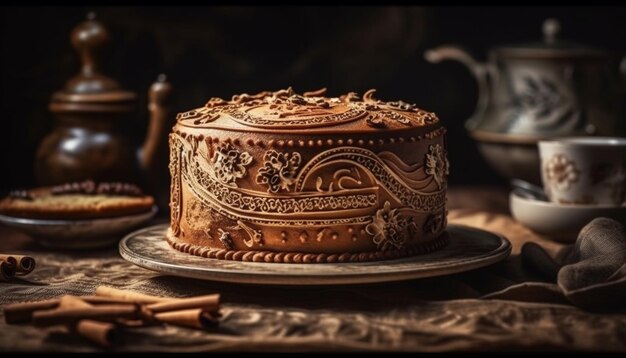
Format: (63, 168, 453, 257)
(119, 224, 511, 285)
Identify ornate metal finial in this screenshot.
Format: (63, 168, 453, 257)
(63, 11, 122, 94)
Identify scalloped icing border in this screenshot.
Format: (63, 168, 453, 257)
(167, 229, 449, 264)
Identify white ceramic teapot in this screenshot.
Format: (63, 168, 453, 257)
(425, 19, 626, 183)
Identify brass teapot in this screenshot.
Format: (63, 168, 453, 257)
(425, 18, 626, 183)
(35, 13, 172, 204)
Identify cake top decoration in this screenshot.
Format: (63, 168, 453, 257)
(176, 88, 439, 133)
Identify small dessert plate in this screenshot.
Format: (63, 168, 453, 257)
(119, 224, 511, 286)
(510, 191, 626, 242)
(0, 206, 158, 249)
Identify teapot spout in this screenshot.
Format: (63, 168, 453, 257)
(140, 74, 172, 178)
(424, 45, 494, 131)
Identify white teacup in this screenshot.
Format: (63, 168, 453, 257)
(538, 137, 626, 206)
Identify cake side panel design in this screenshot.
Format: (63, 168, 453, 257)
(168, 133, 182, 236)
(295, 147, 446, 212)
(169, 128, 448, 257)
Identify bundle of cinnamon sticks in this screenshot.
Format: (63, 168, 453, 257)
(3, 286, 221, 347)
(0, 254, 36, 281)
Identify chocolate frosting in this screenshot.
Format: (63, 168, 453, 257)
(176, 88, 439, 134)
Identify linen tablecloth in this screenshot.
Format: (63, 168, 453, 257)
(0, 187, 624, 352)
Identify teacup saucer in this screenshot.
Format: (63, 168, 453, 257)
(510, 191, 626, 242)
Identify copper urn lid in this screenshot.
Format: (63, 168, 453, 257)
(49, 12, 136, 114)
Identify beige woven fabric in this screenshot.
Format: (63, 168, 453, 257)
(0, 188, 625, 352)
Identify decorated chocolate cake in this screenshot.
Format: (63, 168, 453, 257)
(168, 88, 449, 263)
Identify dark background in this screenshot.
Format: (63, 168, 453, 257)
(1, 6, 625, 195)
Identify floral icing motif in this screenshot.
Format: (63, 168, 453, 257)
(544, 153, 580, 191)
(256, 150, 302, 193)
(365, 201, 411, 251)
(425, 144, 450, 189)
(364, 111, 411, 128)
(212, 143, 253, 187)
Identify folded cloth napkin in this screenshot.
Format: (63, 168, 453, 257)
(486, 218, 626, 310)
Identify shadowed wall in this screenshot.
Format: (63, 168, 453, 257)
(1, 6, 625, 194)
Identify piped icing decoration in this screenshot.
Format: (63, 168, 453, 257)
(365, 201, 415, 251)
(362, 89, 432, 129)
(255, 150, 302, 193)
(212, 143, 253, 187)
(169, 134, 182, 236)
(176, 88, 439, 131)
(425, 144, 450, 190)
(168, 229, 449, 263)
(237, 220, 264, 248)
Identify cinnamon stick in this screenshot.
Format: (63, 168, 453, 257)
(153, 308, 219, 329)
(4, 295, 148, 324)
(0, 255, 17, 266)
(83, 296, 146, 305)
(58, 295, 92, 309)
(6, 289, 223, 340)
(56, 296, 118, 347)
(146, 294, 220, 313)
(32, 304, 139, 327)
(76, 320, 117, 348)
(4, 299, 58, 323)
(0, 254, 36, 275)
(0, 260, 17, 282)
(95, 286, 171, 304)
(14, 255, 35, 275)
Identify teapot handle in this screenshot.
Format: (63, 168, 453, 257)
(424, 45, 495, 131)
(140, 74, 172, 175)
